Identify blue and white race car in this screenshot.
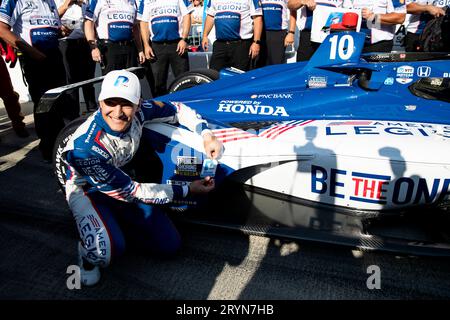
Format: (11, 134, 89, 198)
(48, 32, 450, 256)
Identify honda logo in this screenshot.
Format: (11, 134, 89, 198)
(417, 66, 431, 77)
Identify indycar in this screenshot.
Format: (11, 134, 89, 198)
(44, 32, 450, 257)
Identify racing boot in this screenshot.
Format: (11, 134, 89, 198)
(78, 242, 101, 287)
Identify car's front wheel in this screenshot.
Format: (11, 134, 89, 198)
(168, 68, 219, 93)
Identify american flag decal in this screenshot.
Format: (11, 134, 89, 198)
(212, 128, 257, 144)
(213, 120, 315, 143)
(259, 120, 315, 140)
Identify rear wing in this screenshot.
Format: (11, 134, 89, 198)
(35, 66, 146, 114)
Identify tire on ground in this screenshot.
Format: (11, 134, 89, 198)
(168, 68, 219, 93)
(53, 115, 89, 193)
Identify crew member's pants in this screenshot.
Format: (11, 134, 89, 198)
(98, 40, 138, 75)
(258, 30, 287, 67)
(20, 47, 71, 160)
(59, 38, 97, 111)
(209, 39, 253, 72)
(405, 32, 421, 52)
(0, 57, 25, 129)
(66, 185, 181, 267)
(296, 30, 319, 62)
(149, 40, 189, 97)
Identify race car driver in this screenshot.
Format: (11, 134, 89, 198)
(62, 69, 222, 286)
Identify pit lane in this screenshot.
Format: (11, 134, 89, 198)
(1, 102, 450, 299)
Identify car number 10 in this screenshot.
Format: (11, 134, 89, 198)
(329, 35, 354, 60)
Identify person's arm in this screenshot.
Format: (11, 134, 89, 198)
(0, 22, 46, 60)
(177, 12, 191, 55)
(201, 14, 214, 51)
(249, 15, 262, 59)
(84, 19, 102, 62)
(285, 9, 297, 47)
(407, 3, 445, 17)
(139, 21, 155, 60)
(132, 22, 145, 64)
(68, 149, 194, 203)
(363, 9, 406, 25)
(140, 100, 222, 159)
(58, 0, 74, 17)
(287, 0, 315, 11)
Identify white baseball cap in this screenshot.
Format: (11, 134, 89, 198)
(98, 70, 141, 105)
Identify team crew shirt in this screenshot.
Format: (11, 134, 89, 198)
(343, 0, 407, 44)
(0, 0, 61, 49)
(405, 0, 449, 34)
(206, 0, 263, 40)
(298, 0, 343, 31)
(85, 0, 137, 41)
(55, 0, 88, 40)
(261, 0, 290, 30)
(137, 0, 193, 42)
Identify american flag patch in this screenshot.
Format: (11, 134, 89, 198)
(87, 214, 101, 228)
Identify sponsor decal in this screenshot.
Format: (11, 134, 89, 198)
(444, 73, 449, 78)
(166, 180, 190, 186)
(396, 65, 414, 84)
(308, 76, 327, 88)
(175, 156, 200, 176)
(114, 75, 129, 87)
(311, 165, 450, 206)
(431, 78, 444, 86)
(405, 105, 416, 111)
(24, 1, 39, 10)
(91, 145, 109, 158)
(217, 100, 289, 117)
(384, 77, 394, 85)
(84, 123, 97, 143)
(250, 94, 293, 99)
(74, 158, 101, 167)
(325, 121, 450, 138)
(417, 66, 431, 78)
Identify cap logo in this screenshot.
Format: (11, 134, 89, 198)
(114, 76, 129, 87)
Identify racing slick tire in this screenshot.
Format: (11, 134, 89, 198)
(168, 69, 219, 93)
(53, 115, 89, 193)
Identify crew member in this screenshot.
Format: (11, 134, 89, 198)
(404, 0, 448, 52)
(84, 0, 145, 75)
(61, 69, 222, 286)
(343, 0, 407, 53)
(0, 39, 28, 137)
(57, 0, 97, 112)
(287, 0, 344, 62)
(202, 0, 263, 71)
(138, 0, 193, 97)
(259, 0, 297, 66)
(0, 0, 72, 160)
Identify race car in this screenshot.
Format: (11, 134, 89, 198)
(44, 32, 450, 257)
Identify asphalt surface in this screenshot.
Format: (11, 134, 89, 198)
(1, 102, 450, 300)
